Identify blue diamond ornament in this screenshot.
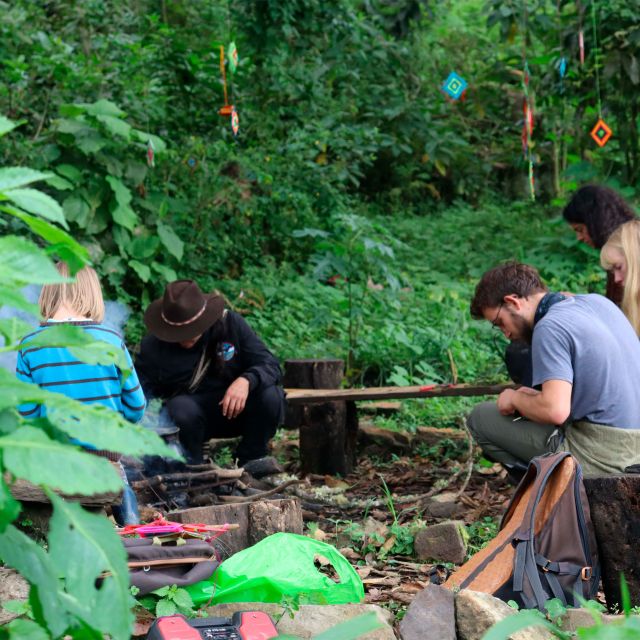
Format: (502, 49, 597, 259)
(442, 71, 468, 100)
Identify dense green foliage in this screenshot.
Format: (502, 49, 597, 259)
(2, 0, 638, 314)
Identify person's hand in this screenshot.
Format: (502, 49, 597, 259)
(220, 377, 250, 419)
(497, 388, 518, 416)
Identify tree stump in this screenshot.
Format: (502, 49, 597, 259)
(170, 498, 303, 557)
(283, 359, 357, 475)
(583, 474, 640, 610)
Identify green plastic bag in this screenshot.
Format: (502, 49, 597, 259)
(186, 533, 364, 606)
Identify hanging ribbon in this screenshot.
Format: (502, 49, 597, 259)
(589, 0, 612, 147)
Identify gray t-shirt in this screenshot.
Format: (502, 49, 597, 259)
(532, 294, 640, 428)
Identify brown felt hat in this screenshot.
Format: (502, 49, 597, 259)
(144, 280, 225, 343)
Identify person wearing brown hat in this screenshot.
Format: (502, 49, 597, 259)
(135, 280, 286, 465)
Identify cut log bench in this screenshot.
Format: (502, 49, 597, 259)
(283, 358, 514, 476)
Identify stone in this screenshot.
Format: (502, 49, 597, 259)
(455, 590, 554, 640)
(558, 608, 623, 632)
(424, 492, 465, 519)
(0, 568, 29, 625)
(414, 520, 467, 564)
(204, 602, 396, 639)
(399, 584, 455, 640)
(242, 456, 284, 478)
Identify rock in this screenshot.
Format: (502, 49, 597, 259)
(399, 584, 455, 640)
(242, 456, 284, 478)
(204, 602, 396, 639)
(424, 492, 465, 519)
(558, 608, 622, 632)
(359, 424, 412, 453)
(0, 568, 29, 625)
(414, 520, 467, 564)
(455, 590, 554, 640)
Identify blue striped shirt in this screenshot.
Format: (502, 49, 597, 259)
(16, 321, 146, 424)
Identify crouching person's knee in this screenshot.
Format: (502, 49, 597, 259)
(467, 401, 498, 444)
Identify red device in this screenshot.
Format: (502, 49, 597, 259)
(146, 612, 278, 640)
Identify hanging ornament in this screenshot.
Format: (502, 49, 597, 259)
(186, 157, 198, 172)
(559, 57, 567, 78)
(231, 106, 240, 136)
(441, 71, 468, 100)
(228, 41, 239, 74)
(579, 30, 585, 65)
(146, 139, 155, 168)
(218, 45, 233, 116)
(590, 119, 612, 147)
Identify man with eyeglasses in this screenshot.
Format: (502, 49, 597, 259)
(467, 261, 640, 478)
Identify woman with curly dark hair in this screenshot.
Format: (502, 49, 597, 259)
(563, 184, 637, 303)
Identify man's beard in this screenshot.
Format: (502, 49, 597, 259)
(511, 313, 534, 344)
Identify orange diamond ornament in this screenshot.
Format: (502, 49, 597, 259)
(590, 119, 612, 147)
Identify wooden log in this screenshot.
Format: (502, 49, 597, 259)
(283, 358, 356, 475)
(285, 382, 515, 404)
(170, 498, 303, 557)
(9, 477, 121, 507)
(583, 474, 640, 610)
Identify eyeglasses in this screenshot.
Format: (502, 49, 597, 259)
(491, 303, 504, 331)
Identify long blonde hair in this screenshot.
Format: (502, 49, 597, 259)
(39, 262, 105, 322)
(601, 219, 640, 336)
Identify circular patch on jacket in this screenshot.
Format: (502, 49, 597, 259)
(219, 342, 236, 361)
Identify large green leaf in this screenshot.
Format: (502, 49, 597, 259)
(62, 194, 91, 226)
(4, 189, 68, 229)
(0, 116, 25, 138)
(129, 259, 151, 282)
(47, 493, 134, 640)
(0, 476, 21, 534)
(112, 203, 138, 230)
(0, 286, 40, 315)
(4, 618, 49, 640)
(96, 114, 131, 139)
(106, 176, 132, 206)
(157, 222, 184, 261)
(0, 205, 89, 272)
(55, 164, 83, 185)
(0, 236, 66, 286)
(0, 372, 175, 459)
(0, 525, 71, 637)
(77, 99, 126, 118)
(0, 168, 53, 192)
(0, 427, 122, 494)
(0, 317, 33, 346)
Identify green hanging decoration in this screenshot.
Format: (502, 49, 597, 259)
(228, 41, 239, 74)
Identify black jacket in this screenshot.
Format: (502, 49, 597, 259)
(135, 310, 282, 399)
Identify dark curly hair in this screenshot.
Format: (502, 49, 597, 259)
(563, 185, 636, 249)
(470, 262, 548, 319)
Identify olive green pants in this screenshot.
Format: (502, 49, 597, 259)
(467, 401, 640, 476)
(467, 401, 560, 469)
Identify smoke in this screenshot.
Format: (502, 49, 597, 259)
(0, 288, 133, 372)
(0, 285, 40, 373)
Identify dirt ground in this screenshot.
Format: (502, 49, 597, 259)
(266, 426, 516, 616)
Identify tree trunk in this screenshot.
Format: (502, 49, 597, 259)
(583, 474, 640, 610)
(283, 359, 357, 475)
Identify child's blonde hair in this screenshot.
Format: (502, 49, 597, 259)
(39, 262, 105, 322)
(601, 219, 640, 336)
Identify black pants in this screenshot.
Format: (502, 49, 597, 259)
(166, 385, 286, 464)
